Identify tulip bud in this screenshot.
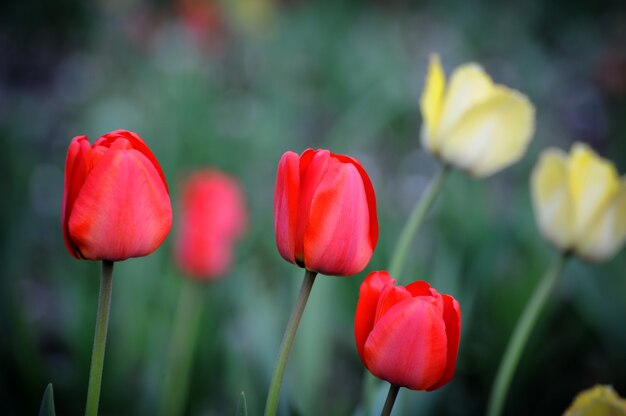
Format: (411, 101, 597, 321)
(531, 142, 626, 262)
(420, 54, 535, 177)
(354, 271, 461, 391)
(175, 169, 247, 279)
(61, 130, 172, 261)
(564, 385, 626, 416)
(273, 148, 378, 276)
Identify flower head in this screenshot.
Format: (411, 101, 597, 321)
(531, 142, 626, 261)
(62, 130, 172, 261)
(420, 54, 535, 177)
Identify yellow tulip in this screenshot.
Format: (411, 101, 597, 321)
(420, 54, 535, 177)
(564, 385, 626, 416)
(531, 143, 626, 262)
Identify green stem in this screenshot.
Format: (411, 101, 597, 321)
(264, 269, 317, 416)
(85, 260, 114, 416)
(487, 252, 568, 416)
(380, 384, 400, 416)
(388, 164, 448, 278)
(160, 280, 206, 416)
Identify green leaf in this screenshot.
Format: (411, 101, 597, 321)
(38, 383, 56, 416)
(236, 391, 247, 416)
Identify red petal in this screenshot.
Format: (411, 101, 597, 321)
(333, 153, 378, 253)
(61, 136, 93, 258)
(68, 146, 172, 261)
(94, 130, 169, 192)
(426, 294, 461, 391)
(296, 150, 330, 261)
(364, 297, 448, 391)
(354, 271, 394, 361)
(303, 157, 374, 275)
(175, 170, 247, 278)
(373, 284, 412, 324)
(274, 151, 300, 265)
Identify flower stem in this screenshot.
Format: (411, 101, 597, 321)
(380, 384, 400, 416)
(388, 164, 448, 278)
(487, 252, 568, 416)
(84, 260, 114, 416)
(160, 279, 206, 416)
(264, 269, 317, 416)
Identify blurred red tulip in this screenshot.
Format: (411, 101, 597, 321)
(355, 271, 461, 391)
(274, 148, 378, 276)
(62, 130, 172, 261)
(175, 170, 247, 279)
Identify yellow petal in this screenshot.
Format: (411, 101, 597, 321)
(419, 54, 446, 153)
(530, 148, 573, 250)
(436, 63, 494, 140)
(575, 178, 626, 262)
(438, 85, 535, 177)
(564, 385, 626, 416)
(568, 143, 620, 242)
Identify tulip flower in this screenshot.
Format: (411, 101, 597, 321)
(265, 148, 378, 416)
(274, 148, 378, 276)
(62, 129, 172, 261)
(355, 271, 461, 396)
(420, 54, 535, 177)
(61, 129, 171, 416)
(564, 385, 626, 416)
(175, 169, 247, 279)
(488, 143, 626, 416)
(531, 142, 626, 262)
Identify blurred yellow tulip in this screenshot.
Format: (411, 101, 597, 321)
(531, 143, 626, 262)
(420, 54, 535, 177)
(564, 385, 626, 416)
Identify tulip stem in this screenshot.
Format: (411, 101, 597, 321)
(487, 252, 568, 416)
(388, 164, 448, 278)
(84, 260, 114, 416)
(264, 269, 317, 416)
(380, 384, 400, 416)
(160, 279, 206, 416)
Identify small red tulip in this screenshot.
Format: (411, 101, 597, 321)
(273, 148, 378, 276)
(61, 130, 172, 261)
(175, 169, 247, 279)
(354, 271, 461, 391)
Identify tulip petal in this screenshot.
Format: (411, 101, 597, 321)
(568, 143, 620, 241)
(333, 153, 379, 256)
(303, 158, 373, 276)
(574, 178, 626, 261)
(354, 271, 394, 362)
(531, 148, 574, 250)
(439, 86, 535, 177)
(426, 294, 461, 391)
(62, 136, 94, 258)
(68, 147, 172, 261)
(296, 150, 331, 261)
(94, 130, 169, 190)
(436, 63, 494, 141)
(420, 54, 446, 152)
(274, 151, 301, 265)
(364, 297, 447, 391)
(374, 285, 412, 323)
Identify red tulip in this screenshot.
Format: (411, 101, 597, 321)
(273, 148, 378, 276)
(62, 130, 172, 261)
(175, 169, 247, 279)
(354, 271, 461, 391)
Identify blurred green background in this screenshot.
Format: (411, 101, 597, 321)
(2, 0, 626, 415)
